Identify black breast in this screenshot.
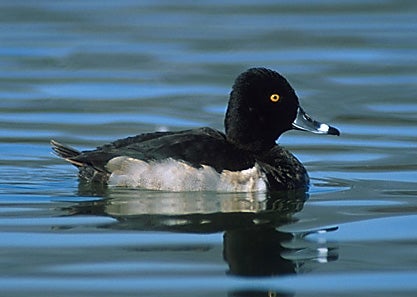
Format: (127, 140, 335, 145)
(256, 146, 309, 190)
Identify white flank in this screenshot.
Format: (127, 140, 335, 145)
(106, 156, 267, 192)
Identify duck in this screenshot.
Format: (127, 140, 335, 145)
(51, 67, 339, 192)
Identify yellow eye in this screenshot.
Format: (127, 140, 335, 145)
(270, 93, 280, 102)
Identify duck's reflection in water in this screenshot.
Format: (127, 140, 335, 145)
(224, 226, 295, 276)
(68, 185, 338, 281)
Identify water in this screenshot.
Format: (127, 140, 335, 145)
(1, 1, 417, 296)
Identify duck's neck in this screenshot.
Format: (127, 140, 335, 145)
(227, 136, 276, 152)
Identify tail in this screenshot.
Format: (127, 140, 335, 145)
(50, 140, 84, 167)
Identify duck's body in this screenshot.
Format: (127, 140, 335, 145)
(51, 127, 307, 191)
(52, 68, 339, 192)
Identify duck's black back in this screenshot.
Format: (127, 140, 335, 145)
(72, 127, 256, 173)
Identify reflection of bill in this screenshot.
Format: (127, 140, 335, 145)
(224, 226, 338, 277)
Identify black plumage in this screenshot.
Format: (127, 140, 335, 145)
(51, 67, 339, 191)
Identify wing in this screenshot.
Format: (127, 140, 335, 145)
(71, 127, 256, 173)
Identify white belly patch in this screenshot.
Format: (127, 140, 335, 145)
(106, 156, 267, 192)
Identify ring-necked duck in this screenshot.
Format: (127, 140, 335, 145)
(51, 67, 339, 192)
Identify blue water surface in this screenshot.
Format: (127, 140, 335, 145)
(1, 1, 417, 296)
